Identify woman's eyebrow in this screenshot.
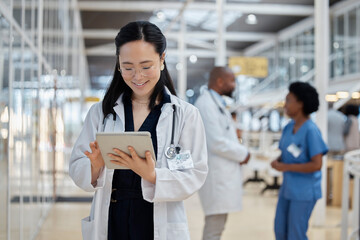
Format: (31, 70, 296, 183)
(121, 60, 153, 65)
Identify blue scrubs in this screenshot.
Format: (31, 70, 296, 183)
(275, 119, 328, 240)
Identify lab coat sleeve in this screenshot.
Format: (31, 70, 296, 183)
(69, 103, 106, 192)
(198, 100, 248, 163)
(142, 106, 208, 202)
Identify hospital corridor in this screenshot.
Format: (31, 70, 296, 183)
(33, 173, 344, 240)
(1, 0, 360, 239)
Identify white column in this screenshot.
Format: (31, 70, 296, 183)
(177, 16, 187, 100)
(215, 0, 226, 66)
(0, 31, 4, 91)
(312, 0, 329, 226)
(8, 0, 14, 239)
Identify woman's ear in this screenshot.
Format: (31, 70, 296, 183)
(160, 52, 165, 64)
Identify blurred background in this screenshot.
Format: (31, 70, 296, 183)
(0, 0, 360, 239)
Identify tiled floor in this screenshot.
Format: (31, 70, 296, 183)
(35, 183, 344, 240)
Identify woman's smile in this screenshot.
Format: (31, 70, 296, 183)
(132, 80, 149, 88)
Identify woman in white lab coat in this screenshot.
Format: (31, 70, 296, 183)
(69, 21, 208, 240)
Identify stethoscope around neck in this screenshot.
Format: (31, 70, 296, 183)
(209, 89, 230, 130)
(209, 90, 226, 115)
(102, 103, 180, 160)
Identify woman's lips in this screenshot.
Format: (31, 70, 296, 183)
(132, 80, 149, 87)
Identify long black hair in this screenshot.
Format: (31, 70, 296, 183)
(102, 21, 176, 121)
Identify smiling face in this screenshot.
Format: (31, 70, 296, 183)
(118, 40, 164, 100)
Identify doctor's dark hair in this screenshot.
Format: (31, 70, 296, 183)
(102, 21, 176, 121)
(344, 104, 359, 116)
(289, 81, 319, 116)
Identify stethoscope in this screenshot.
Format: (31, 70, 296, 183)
(209, 90, 230, 130)
(164, 104, 180, 159)
(102, 103, 180, 160)
(209, 90, 225, 115)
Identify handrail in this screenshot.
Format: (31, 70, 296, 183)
(341, 149, 360, 240)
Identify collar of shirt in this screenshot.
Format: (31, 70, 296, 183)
(209, 89, 226, 107)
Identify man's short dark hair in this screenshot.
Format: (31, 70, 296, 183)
(345, 104, 359, 116)
(289, 81, 319, 115)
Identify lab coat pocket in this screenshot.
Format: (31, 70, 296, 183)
(81, 216, 95, 240)
(167, 223, 190, 240)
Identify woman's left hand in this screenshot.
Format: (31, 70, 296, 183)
(270, 160, 288, 172)
(108, 146, 156, 184)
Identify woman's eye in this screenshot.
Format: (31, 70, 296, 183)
(143, 67, 151, 70)
(125, 68, 133, 71)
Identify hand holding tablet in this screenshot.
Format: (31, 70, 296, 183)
(96, 131, 156, 170)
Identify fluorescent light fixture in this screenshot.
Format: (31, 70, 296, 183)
(336, 91, 349, 99)
(352, 92, 360, 99)
(325, 94, 338, 102)
(245, 14, 257, 25)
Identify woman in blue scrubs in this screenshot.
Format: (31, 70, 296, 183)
(271, 82, 328, 240)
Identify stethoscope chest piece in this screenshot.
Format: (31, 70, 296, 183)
(165, 144, 177, 159)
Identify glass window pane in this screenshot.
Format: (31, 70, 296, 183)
(0, 14, 10, 240)
(348, 8, 357, 74)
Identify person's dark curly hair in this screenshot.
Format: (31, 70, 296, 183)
(289, 81, 319, 115)
(344, 104, 359, 116)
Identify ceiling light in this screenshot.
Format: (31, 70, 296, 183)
(245, 14, 257, 25)
(333, 42, 339, 49)
(352, 92, 360, 99)
(336, 91, 349, 99)
(1, 129, 8, 139)
(189, 55, 198, 64)
(186, 89, 194, 98)
(325, 94, 338, 102)
(176, 63, 183, 71)
(156, 11, 165, 21)
(289, 57, 296, 65)
(1, 106, 9, 123)
(300, 65, 309, 73)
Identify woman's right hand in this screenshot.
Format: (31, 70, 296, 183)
(84, 141, 105, 185)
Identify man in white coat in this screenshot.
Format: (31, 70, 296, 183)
(195, 66, 250, 240)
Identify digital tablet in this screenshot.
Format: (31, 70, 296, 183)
(96, 131, 156, 170)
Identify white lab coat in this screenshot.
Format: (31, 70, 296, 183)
(195, 89, 248, 216)
(69, 91, 208, 240)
